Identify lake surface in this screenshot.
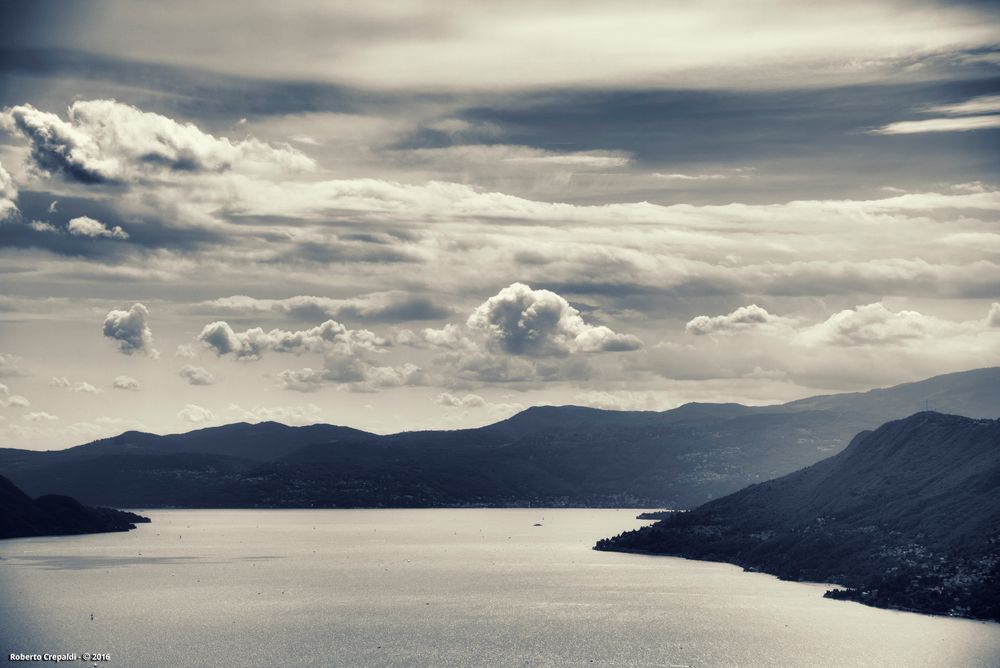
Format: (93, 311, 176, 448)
(1, 509, 998, 667)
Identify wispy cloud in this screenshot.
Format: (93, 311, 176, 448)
(872, 115, 1000, 135)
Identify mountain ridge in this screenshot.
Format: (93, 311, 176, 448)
(1, 367, 998, 509)
(595, 411, 1000, 621)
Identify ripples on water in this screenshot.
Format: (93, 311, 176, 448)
(1, 509, 998, 667)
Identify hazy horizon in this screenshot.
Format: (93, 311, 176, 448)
(2, 0, 999, 450)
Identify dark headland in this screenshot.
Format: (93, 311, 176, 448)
(595, 412, 1000, 622)
(0, 474, 149, 540)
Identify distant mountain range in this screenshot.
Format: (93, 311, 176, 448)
(1, 367, 998, 509)
(595, 412, 1000, 622)
(0, 474, 149, 540)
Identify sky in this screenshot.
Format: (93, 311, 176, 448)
(0, 0, 999, 450)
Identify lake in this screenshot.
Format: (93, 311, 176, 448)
(1, 509, 998, 667)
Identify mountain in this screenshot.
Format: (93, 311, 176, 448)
(773, 366, 1000, 420)
(595, 412, 1000, 622)
(1, 367, 998, 509)
(0, 474, 150, 540)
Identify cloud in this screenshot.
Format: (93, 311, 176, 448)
(2, 395, 30, 409)
(0, 353, 26, 378)
(500, 149, 630, 168)
(466, 283, 642, 356)
(435, 392, 486, 408)
(67, 216, 129, 240)
(407, 323, 477, 351)
(177, 403, 216, 424)
(987, 302, 1000, 328)
(873, 93, 1000, 135)
(29, 220, 58, 233)
(103, 303, 157, 356)
(652, 169, 753, 181)
(194, 291, 451, 323)
(685, 304, 791, 336)
(0, 384, 30, 409)
(24, 412, 58, 422)
(224, 402, 324, 425)
(927, 94, 1000, 116)
(178, 364, 216, 386)
(278, 359, 423, 393)
(196, 314, 420, 393)
(174, 344, 199, 359)
(112, 375, 141, 391)
(62, 2, 1000, 91)
(199, 319, 387, 360)
(798, 303, 966, 347)
(49, 377, 101, 393)
(871, 115, 1000, 135)
(0, 160, 18, 221)
(2, 100, 315, 184)
(572, 390, 669, 411)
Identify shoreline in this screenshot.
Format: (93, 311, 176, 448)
(593, 543, 1000, 626)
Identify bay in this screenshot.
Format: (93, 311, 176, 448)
(1, 509, 998, 667)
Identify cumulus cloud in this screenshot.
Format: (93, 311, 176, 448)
(112, 375, 141, 391)
(177, 403, 216, 424)
(0, 353, 26, 377)
(2, 395, 30, 409)
(466, 283, 642, 356)
(199, 319, 387, 360)
(278, 359, 423, 393)
(224, 402, 324, 425)
(103, 303, 157, 356)
(0, 383, 30, 409)
(798, 303, 963, 346)
(196, 315, 422, 393)
(435, 392, 487, 408)
(987, 302, 1000, 328)
(24, 412, 58, 422)
(408, 323, 477, 351)
(572, 390, 669, 411)
(0, 159, 18, 221)
(175, 344, 199, 359)
(67, 216, 129, 240)
(685, 304, 790, 336)
(178, 364, 216, 386)
(29, 220, 58, 233)
(50, 377, 101, 393)
(2, 100, 315, 184)
(194, 291, 451, 323)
